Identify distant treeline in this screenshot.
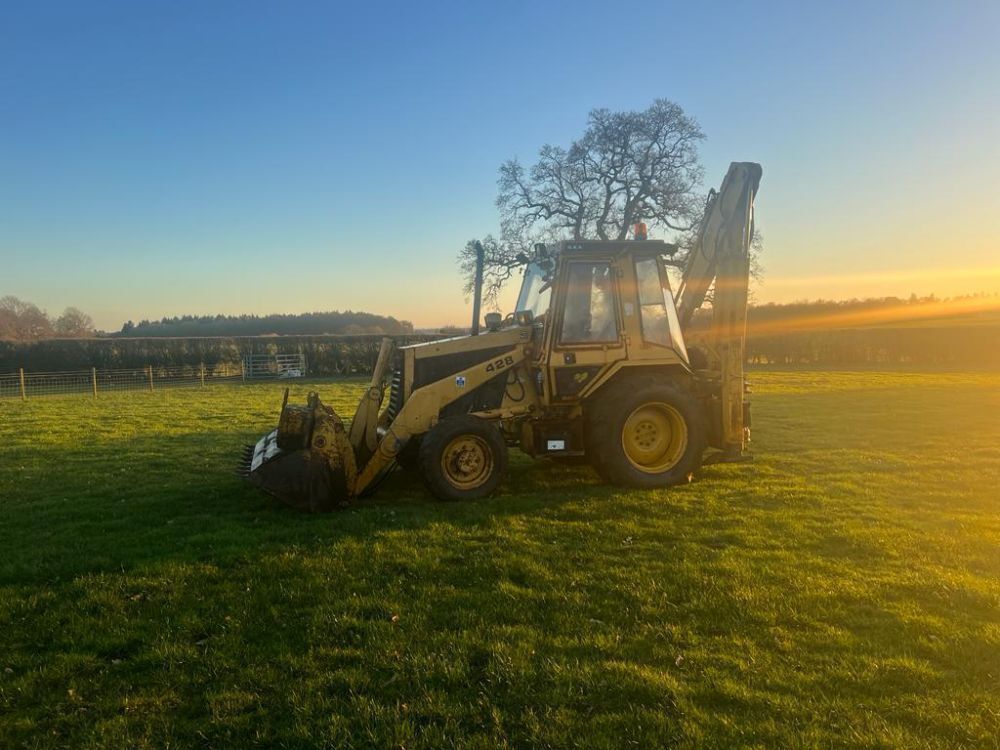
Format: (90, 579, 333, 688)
(693, 295, 1000, 366)
(0, 335, 440, 375)
(746, 295, 997, 331)
(745, 327, 1000, 366)
(118, 311, 414, 337)
(778, 296, 996, 365)
(0, 297, 414, 340)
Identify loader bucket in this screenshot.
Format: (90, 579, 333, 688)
(238, 391, 358, 512)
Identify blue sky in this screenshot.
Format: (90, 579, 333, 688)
(2, 0, 998, 330)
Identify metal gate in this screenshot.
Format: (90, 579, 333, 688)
(241, 352, 307, 379)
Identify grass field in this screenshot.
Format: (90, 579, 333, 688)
(1, 370, 998, 749)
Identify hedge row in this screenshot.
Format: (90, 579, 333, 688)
(3, 325, 997, 375)
(745, 325, 1000, 366)
(0, 335, 442, 375)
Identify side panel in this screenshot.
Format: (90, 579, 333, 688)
(413, 344, 514, 389)
(553, 365, 603, 398)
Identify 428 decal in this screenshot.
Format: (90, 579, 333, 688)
(485, 355, 515, 374)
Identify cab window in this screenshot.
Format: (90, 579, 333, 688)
(634, 257, 685, 350)
(559, 263, 619, 344)
(515, 262, 552, 319)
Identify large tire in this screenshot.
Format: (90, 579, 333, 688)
(585, 376, 707, 488)
(419, 415, 508, 501)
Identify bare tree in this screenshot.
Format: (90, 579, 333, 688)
(54, 307, 95, 338)
(458, 225, 562, 307)
(459, 235, 519, 308)
(0, 303, 16, 340)
(0, 296, 54, 341)
(462, 99, 706, 302)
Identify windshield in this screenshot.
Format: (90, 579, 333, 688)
(515, 262, 552, 319)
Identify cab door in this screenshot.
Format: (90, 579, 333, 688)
(545, 259, 627, 401)
(624, 253, 690, 366)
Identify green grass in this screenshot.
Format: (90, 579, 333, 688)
(1, 370, 998, 749)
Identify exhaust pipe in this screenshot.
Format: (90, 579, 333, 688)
(471, 240, 484, 335)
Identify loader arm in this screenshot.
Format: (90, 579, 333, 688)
(348, 337, 394, 455)
(674, 162, 762, 457)
(352, 343, 529, 495)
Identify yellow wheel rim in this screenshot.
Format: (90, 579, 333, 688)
(440, 435, 493, 490)
(621, 402, 688, 474)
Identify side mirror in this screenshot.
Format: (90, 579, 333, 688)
(514, 310, 534, 326)
(484, 312, 503, 331)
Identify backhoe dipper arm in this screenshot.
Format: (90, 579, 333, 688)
(675, 162, 762, 330)
(674, 161, 762, 457)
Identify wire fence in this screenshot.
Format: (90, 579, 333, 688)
(0, 362, 250, 400)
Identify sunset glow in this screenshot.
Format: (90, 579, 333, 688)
(2, 3, 997, 330)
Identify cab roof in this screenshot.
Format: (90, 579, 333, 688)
(555, 239, 678, 256)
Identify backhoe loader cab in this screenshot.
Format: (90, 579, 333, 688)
(240, 162, 761, 510)
(515, 239, 691, 394)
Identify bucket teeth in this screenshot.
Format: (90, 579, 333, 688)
(236, 445, 256, 478)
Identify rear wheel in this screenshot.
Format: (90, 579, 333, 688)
(585, 377, 706, 488)
(419, 415, 508, 501)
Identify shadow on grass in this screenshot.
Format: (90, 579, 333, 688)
(0, 428, 632, 585)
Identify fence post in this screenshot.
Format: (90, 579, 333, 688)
(147, 365, 154, 391)
(200, 363, 206, 387)
(91, 367, 98, 399)
(240, 358, 246, 383)
(19, 368, 26, 401)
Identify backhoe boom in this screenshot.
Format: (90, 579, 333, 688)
(675, 162, 762, 456)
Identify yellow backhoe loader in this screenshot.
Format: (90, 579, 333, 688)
(238, 162, 762, 511)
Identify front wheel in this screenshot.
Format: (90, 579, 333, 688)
(419, 415, 508, 501)
(585, 378, 707, 488)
